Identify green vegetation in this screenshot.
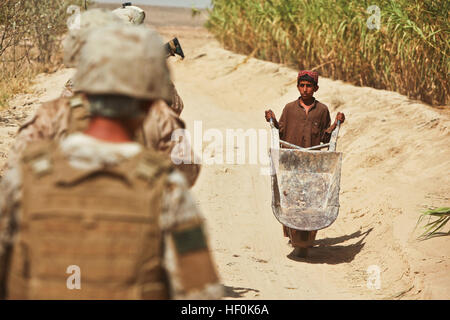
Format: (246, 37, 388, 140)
(0, 0, 90, 108)
(416, 207, 450, 240)
(192, 7, 202, 18)
(207, 0, 449, 106)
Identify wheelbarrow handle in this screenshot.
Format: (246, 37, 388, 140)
(269, 118, 334, 151)
(269, 118, 280, 148)
(269, 118, 342, 151)
(328, 120, 341, 152)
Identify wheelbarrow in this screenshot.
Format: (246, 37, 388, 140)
(269, 119, 342, 257)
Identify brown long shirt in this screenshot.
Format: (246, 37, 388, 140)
(278, 98, 333, 148)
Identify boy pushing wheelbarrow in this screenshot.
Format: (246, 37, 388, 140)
(265, 70, 345, 257)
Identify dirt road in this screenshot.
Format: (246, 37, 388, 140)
(1, 7, 449, 299)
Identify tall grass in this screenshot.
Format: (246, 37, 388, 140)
(207, 0, 449, 106)
(0, 0, 90, 108)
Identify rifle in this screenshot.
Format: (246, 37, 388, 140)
(165, 38, 185, 60)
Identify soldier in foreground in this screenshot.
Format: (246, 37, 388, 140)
(0, 25, 221, 299)
(7, 9, 198, 186)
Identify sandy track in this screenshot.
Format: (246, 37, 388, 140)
(1, 15, 449, 299)
(166, 27, 450, 300)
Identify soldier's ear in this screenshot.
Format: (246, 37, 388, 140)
(314, 85, 319, 92)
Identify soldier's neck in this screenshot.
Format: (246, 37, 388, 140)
(84, 117, 133, 143)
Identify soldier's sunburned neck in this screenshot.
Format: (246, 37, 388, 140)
(84, 117, 134, 143)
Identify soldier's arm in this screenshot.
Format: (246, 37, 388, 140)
(160, 171, 223, 300)
(143, 101, 200, 187)
(7, 99, 70, 168)
(170, 85, 184, 116)
(0, 164, 23, 299)
(143, 100, 185, 154)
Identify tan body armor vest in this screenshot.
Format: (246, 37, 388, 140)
(7, 142, 172, 299)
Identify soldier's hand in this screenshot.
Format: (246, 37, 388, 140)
(335, 112, 345, 124)
(265, 109, 275, 122)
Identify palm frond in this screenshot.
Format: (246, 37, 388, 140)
(416, 207, 450, 240)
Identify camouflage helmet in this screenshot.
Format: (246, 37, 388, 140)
(112, 5, 146, 25)
(73, 25, 173, 102)
(63, 9, 123, 68)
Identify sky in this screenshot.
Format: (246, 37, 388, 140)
(93, 0, 212, 9)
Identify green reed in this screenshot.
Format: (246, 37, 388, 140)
(207, 0, 449, 106)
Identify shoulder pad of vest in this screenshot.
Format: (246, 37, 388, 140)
(21, 141, 54, 176)
(134, 150, 173, 183)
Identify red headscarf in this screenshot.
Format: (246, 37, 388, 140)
(297, 70, 319, 85)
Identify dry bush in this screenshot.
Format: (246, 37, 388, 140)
(0, 0, 90, 108)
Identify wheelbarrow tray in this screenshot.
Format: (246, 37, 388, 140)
(270, 148, 342, 231)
